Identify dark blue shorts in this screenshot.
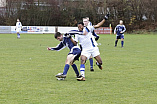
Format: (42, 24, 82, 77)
(116, 35, 124, 39)
(68, 48, 81, 61)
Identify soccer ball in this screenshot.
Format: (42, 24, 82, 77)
(56, 73, 66, 80)
(57, 78, 65, 80)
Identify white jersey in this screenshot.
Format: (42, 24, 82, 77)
(75, 26, 98, 51)
(88, 21, 98, 45)
(16, 22, 22, 32)
(88, 21, 92, 26)
(16, 22, 22, 29)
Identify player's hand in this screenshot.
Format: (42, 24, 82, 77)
(64, 33, 68, 36)
(47, 47, 51, 50)
(120, 31, 123, 33)
(65, 33, 71, 38)
(104, 13, 109, 20)
(95, 36, 99, 41)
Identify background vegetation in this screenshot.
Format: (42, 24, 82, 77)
(0, 0, 157, 32)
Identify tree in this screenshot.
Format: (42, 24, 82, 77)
(1, 0, 157, 32)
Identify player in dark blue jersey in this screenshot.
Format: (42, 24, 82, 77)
(47, 32, 82, 80)
(114, 20, 126, 47)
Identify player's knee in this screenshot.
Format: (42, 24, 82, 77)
(81, 59, 86, 64)
(65, 60, 71, 65)
(80, 56, 87, 64)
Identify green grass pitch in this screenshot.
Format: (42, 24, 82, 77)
(0, 33, 157, 104)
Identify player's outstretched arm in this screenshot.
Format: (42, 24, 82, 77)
(94, 13, 109, 29)
(47, 42, 66, 51)
(47, 47, 52, 50)
(94, 19, 105, 29)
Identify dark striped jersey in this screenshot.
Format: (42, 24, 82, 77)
(114, 24, 126, 36)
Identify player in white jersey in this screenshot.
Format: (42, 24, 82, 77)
(15, 19, 22, 39)
(84, 17, 100, 71)
(73, 13, 109, 81)
(86, 17, 99, 41)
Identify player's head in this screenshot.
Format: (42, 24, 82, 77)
(83, 18, 89, 26)
(119, 20, 123, 25)
(55, 32, 63, 41)
(17, 19, 20, 22)
(77, 22, 84, 31)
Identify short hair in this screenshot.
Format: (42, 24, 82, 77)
(86, 17, 89, 21)
(77, 22, 84, 26)
(83, 17, 88, 21)
(17, 19, 20, 22)
(54, 32, 62, 39)
(120, 20, 123, 24)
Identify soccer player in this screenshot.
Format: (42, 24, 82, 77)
(73, 13, 109, 81)
(86, 17, 100, 41)
(84, 17, 100, 72)
(15, 19, 22, 39)
(47, 32, 82, 80)
(114, 20, 126, 47)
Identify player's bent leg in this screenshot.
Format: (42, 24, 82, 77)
(80, 55, 87, 77)
(71, 64, 80, 77)
(65, 54, 76, 64)
(56, 54, 75, 79)
(17, 32, 20, 39)
(89, 57, 94, 71)
(115, 39, 118, 47)
(94, 55, 103, 70)
(66, 54, 81, 77)
(56, 63, 69, 78)
(77, 55, 87, 81)
(81, 55, 87, 64)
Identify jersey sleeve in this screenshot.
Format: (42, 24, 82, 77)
(67, 30, 83, 35)
(121, 25, 126, 33)
(50, 42, 66, 51)
(114, 26, 117, 34)
(88, 26, 94, 32)
(16, 22, 18, 27)
(88, 22, 92, 26)
(92, 30, 99, 37)
(84, 26, 94, 34)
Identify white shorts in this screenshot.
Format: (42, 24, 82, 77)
(16, 28, 21, 32)
(81, 47, 100, 60)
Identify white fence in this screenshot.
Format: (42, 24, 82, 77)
(0, 26, 77, 34)
(0, 26, 112, 34)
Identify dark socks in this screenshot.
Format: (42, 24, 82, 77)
(63, 64, 70, 75)
(115, 40, 118, 46)
(71, 64, 79, 76)
(89, 58, 93, 69)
